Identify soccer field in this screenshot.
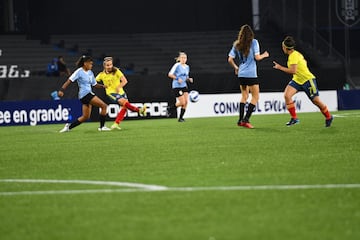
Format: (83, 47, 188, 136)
(1, 111, 360, 240)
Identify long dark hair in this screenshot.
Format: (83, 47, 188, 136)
(75, 55, 93, 68)
(233, 24, 254, 57)
(282, 36, 296, 50)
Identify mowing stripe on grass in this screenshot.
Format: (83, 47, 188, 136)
(1, 179, 360, 196)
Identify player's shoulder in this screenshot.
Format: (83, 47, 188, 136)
(292, 50, 303, 59)
(69, 67, 82, 80)
(114, 67, 124, 75)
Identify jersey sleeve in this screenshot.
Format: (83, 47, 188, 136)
(168, 63, 179, 75)
(288, 52, 299, 65)
(253, 39, 260, 55)
(69, 68, 79, 82)
(228, 46, 236, 58)
(95, 72, 102, 82)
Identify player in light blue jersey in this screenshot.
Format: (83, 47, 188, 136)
(58, 55, 110, 132)
(228, 24, 269, 128)
(167, 52, 193, 122)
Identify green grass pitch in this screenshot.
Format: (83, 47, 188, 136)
(1, 110, 360, 240)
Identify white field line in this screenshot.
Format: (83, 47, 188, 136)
(0, 179, 167, 190)
(333, 112, 360, 118)
(1, 179, 360, 196)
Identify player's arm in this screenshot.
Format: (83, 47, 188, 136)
(58, 79, 72, 97)
(116, 75, 127, 93)
(94, 83, 106, 89)
(168, 72, 184, 83)
(273, 61, 297, 75)
(94, 75, 106, 89)
(168, 64, 179, 81)
(168, 73, 177, 80)
(255, 51, 269, 61)
(228, 56, 239, 75)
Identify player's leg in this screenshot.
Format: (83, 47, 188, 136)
(167, 88, 183, 117)
(59, 103, 90, 133)
(110, 98, 128, 129)
(242, 84, 259, 128)
(305, 79, 333, 127)
(90, 96, 110, 130)
(284, 82, 299, 126)
(60, 93, 95, 132)
(118, 98, 146, 117)
(312, 96, 333, 127)
(238, 85, 248, 125)
(177, 93, 188, 122)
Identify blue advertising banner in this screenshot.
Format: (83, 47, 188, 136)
(0, 100, 82, 126)
(337, 90, 360, 110)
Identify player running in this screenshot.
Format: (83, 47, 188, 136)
(95, 56, 146, 130)
(58, 55, 110, 132)
(167, 52, 193, 122)
(273, 36, 333, 127)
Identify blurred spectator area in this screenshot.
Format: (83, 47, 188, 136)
(0, 30, 345, 77)
(49, 31, 244, 75)
(0, 32, 236, 76)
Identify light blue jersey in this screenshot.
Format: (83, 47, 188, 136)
(228, 39, 260, 78)
(168, 62, 190, 89)
(69, 67, 97, 99)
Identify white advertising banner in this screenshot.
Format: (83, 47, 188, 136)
(184, 91, 338, 118)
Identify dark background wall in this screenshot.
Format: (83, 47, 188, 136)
(13, 0, 252, 35)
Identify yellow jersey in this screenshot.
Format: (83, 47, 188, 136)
(95, 68, 125, 95)
(287, 50, 315, 84)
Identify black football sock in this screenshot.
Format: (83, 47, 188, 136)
(244, 103, 255, 122)
(69, 120, 81, 129)
(99, 114, 106, 128)
(239, 102, 245, 121)
(179, 108, 186, 119)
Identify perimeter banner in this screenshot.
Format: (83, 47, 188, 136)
(0, 100, 82, 126)
(184, 91, 338, 118)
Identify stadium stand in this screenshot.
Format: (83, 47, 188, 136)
(0, 30, 347, 101)
(1, 30, 343, 77)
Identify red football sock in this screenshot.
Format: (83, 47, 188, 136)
(320, 105, 331, 119)
(287, 102, 297, 119)
(125, 101, 139, 112)
(115, 107, 127, 124)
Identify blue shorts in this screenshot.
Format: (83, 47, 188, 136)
(288, 79, 319, 100)
(108, 93, 128, 103)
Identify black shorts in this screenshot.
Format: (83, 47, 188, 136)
(173, 87, 189, 97)
(80, 92, 95, 104)
(239, 77, 260, 86)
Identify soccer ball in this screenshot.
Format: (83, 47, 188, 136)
(189, 90, 200, 103)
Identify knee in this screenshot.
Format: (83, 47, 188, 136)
(80, 114, 90, 121)
(284, 93, 292, 102)
(241, 93, 248, 100)
(100, 105, 108, 114)
(118, 99, 126, 106)
(101, 103, 108, 110)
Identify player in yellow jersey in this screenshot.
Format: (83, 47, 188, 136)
(95, 57, 146, 130)
(273, 36, 333, 127)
